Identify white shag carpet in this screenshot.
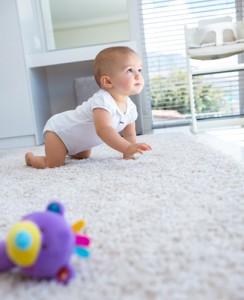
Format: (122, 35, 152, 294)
(0, 132, 244, 300)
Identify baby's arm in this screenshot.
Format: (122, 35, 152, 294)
(93, 108, 151, 159)
(122, 122, 150, 159)
(123, 122, 137, 144)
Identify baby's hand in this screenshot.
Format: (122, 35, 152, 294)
(123, 143, 152, 160)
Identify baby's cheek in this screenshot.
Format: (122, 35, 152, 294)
(120, 78, 134, 89)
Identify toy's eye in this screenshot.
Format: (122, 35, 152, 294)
(40, 228, 48, 250)
(42, 243, 48, 250)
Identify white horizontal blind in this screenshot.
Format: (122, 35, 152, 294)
(139, 0, 243, 127)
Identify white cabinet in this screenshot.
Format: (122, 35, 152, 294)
(0, 0, 35, 149)
(0, 0, 152, 149)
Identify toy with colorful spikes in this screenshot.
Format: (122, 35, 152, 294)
(0, 201, 91, 284)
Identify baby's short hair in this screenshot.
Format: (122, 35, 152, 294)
(93, 46, 137, 87)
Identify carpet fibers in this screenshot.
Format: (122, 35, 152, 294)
(0, 132, 244, 300)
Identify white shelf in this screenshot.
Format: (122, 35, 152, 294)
(192, 63, 244, 76)
(26, 41, 137, 68)
(188, 42, 244, 60)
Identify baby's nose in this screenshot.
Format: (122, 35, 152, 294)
(134, 71, 141, 79)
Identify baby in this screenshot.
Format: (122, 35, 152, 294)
(25, 46, 151, 168)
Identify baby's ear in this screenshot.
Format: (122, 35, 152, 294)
(47, 202, 64, 216)
(100, 76, 112, 88)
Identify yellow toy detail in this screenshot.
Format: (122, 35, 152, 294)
(6, 221, 41, 267)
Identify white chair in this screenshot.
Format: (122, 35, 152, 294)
(185, 16, 244, 133)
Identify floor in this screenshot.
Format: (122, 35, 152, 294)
(155, 125, 244, 164)
(199, 127, 244, 163)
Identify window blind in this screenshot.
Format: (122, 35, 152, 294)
(139, 0, 244, 128)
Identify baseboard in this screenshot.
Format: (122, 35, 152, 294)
(0, 135, 37, 150)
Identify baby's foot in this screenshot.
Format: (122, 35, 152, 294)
(25, 152, 33, 166)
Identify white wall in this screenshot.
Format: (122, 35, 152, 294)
(0, 0, 35, 148)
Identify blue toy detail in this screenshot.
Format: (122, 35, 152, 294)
(0, 201, 91, 284)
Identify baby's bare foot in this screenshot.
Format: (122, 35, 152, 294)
(25, 152, 33, 166)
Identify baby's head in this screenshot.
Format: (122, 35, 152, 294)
(93, 46, 144, 95)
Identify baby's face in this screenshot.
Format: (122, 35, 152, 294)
(109, 52, 144, 96)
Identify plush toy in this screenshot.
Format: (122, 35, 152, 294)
(0, 201, 91, 284)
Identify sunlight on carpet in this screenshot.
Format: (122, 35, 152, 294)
(207, 127, 244, 147)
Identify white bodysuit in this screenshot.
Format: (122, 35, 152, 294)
(43, 89, 138, 155)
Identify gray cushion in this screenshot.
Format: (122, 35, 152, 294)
(73, 76, 99, 105)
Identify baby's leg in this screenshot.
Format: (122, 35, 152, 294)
(70, 149, 91, 159)
(25, 132, 67, 169)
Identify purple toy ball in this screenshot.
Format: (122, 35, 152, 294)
(0, 201, 91, 284)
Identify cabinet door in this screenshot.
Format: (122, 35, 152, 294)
(0, 0, 34, 139)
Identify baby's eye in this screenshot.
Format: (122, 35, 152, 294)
(138, 68, 142, 73)
(127, 68, 133, 73)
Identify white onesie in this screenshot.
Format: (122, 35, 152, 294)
(43, 89, 138, 155)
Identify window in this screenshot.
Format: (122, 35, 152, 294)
(139, 0, 244, 128)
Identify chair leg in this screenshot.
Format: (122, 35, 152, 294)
(185, 28, 198, 133)
(190, 78, 198, 133)
(188, 72, 198, 133)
